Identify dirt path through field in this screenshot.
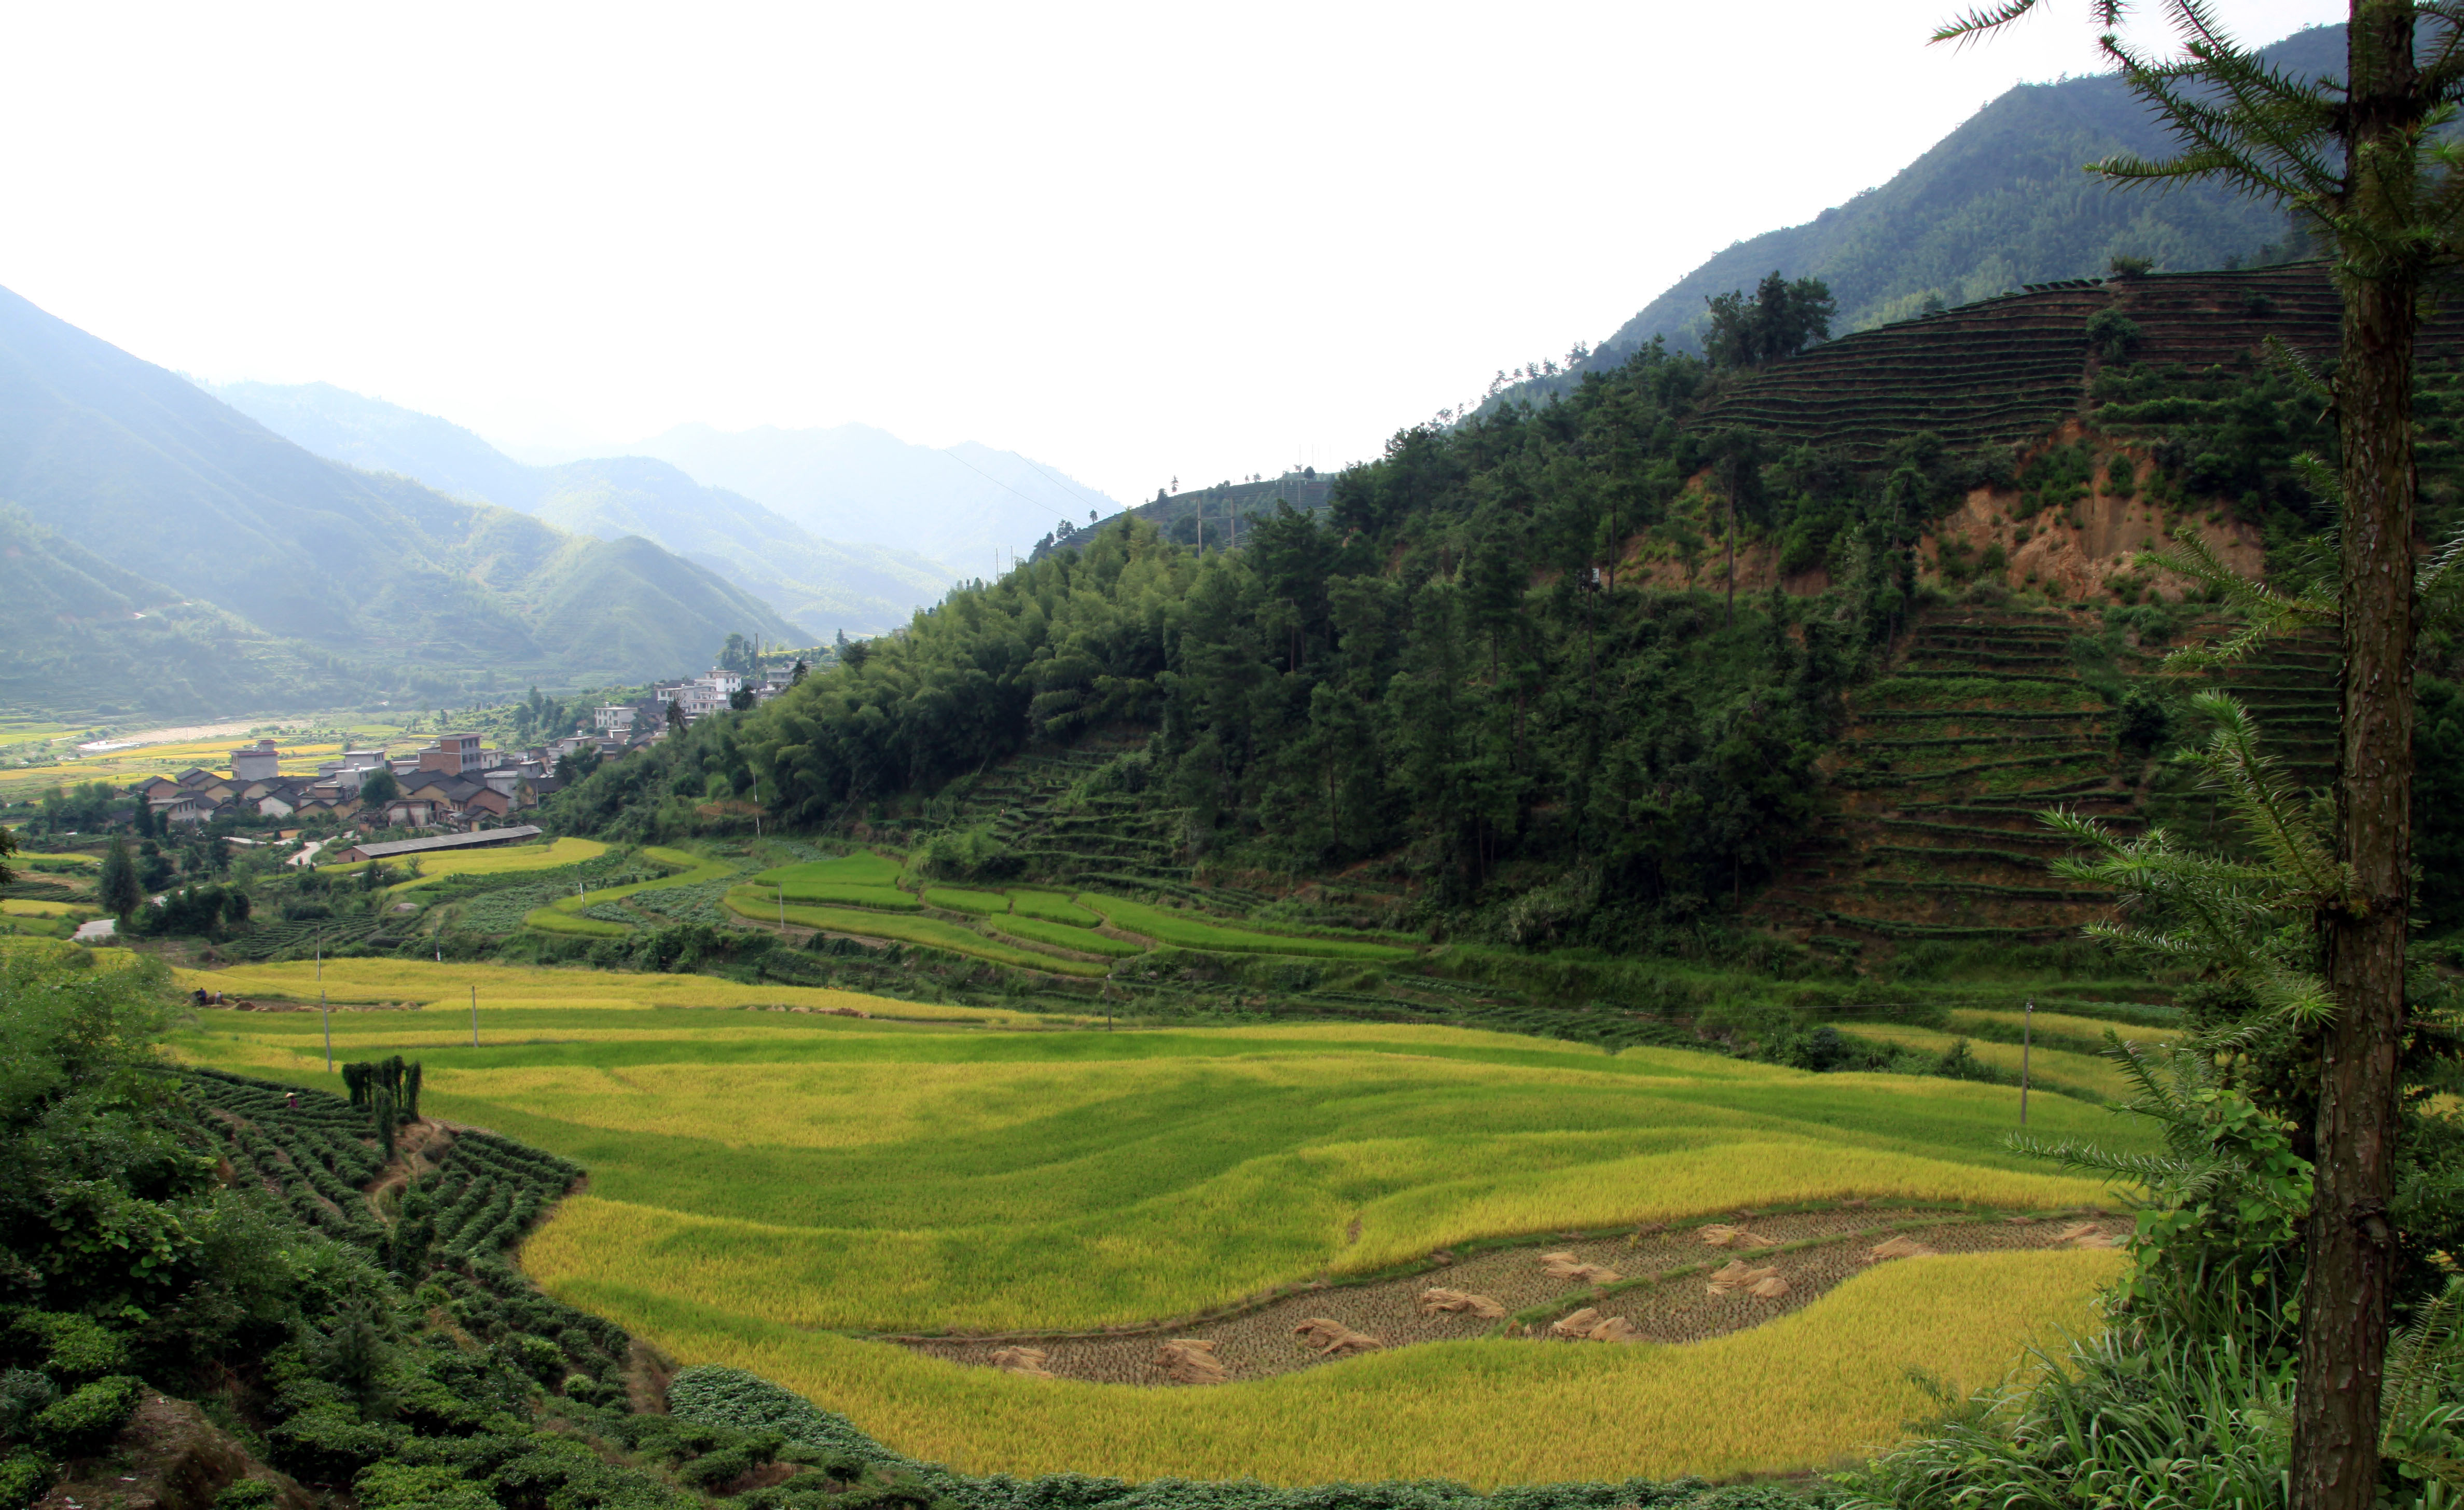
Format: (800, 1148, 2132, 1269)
(893, 1205, 2121, 1385)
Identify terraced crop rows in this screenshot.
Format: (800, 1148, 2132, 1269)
(183, 1066, 637, 1403)
(1760, 609, 2336, 948)
(1692, 262, 2464, 460)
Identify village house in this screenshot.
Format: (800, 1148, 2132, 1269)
(231, 739, 281, 780)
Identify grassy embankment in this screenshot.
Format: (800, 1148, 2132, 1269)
(717, 852, 1426, 978)
(518, 844, 735, 937)
(171, 993, 2140, 1485)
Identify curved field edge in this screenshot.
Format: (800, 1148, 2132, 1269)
(382, 836, 612, 893)
(521, 843, 739, 932)
(519, 1143, 2112, 1335)
(544, 1247, 2124, 1488)
(723, 890, 1113, 976)
(165, 959, 1042, 1020)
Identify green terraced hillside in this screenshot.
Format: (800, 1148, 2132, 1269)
(1760, 608, 2337, 947)
(1692, 262, 2464, 461)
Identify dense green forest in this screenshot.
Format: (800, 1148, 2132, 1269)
(549, 344, 2009, 941)
(543, 289, 2464, 949)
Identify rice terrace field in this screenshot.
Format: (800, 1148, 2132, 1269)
(171, 973, 2147, 1486)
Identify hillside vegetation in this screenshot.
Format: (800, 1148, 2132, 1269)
(1561, 25, 2339, 377)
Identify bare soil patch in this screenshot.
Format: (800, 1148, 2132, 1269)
(895, 1205, 2121, 1385)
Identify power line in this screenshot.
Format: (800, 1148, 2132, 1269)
(931, 446, 1091, 531)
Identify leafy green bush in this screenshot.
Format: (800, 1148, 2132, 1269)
(912, 827, 1021, 883)
(212, 1479, 279, 1510)
(354, 1461, 502, 1510)
(0, 1451, 51, 1510)
(268, 1403, 408, 1481)
(13, 1314, 129, 1383)
(31, 1375, 142, 1454)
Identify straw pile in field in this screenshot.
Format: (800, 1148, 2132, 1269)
(1867, 1235, 1941, 1262)
(1696, 1224, 1779, 1249)
(1548, 1307, 1601, 1338)
(1539, 1251, 1622, 1285)
(1419, 1287, 1507, 1319)
(1291, 1317, 1383, 1356)
(2054, 1221, 2121, 1249)
(988, 1346, 1055, 1379)
(1547, 1307, 1641, 1342)
(1705, 1260, 1781, 1297)
(1154, 1338, 1227, 1384)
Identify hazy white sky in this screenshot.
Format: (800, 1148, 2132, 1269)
(0, 1, 2344, 506)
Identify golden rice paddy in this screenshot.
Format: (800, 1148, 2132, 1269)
(168, 964, 2146, 1485)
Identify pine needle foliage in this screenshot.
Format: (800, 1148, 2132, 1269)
(2042, 691, 2350, 1026)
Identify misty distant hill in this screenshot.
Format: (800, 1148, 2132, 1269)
(632, 422, 1119, 576)
(209, 382, 957, 638)
(0, 286, 795, 719)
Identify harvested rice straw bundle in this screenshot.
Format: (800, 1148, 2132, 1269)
(988, 1346, 1055, 1379)
(1749, 1274, 1791, 1299)
(1866, 1234, 1940, 1262)
(1705, 1260, 1780, 1297)
(1538, 1251, 1623, 1285)
(1547, 1308, 1601, 1339)
(1547, 1307, 1642, 1342)
(1697, 1224, 1780, 1249)
(1418, 1287, 1507, 1320)
(2052, 1222, 2119, 1247)
(1154, 1338, 1227, 1384)
(1290, 1317, 1383, 1356)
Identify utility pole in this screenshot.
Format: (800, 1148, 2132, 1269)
(321, 986, 332, 1072)
(1725, 472, 1738, 628)
(2019, 997, 2033, 1128)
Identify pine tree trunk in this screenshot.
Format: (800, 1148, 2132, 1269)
(2292, 10, 2420, 1505)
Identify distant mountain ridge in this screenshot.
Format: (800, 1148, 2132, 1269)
(0, 285, 797, 719)
(631, 422, 1120, 575)
(208, 381, 958, 638)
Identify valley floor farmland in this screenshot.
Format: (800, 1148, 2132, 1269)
(171, 982, 2143, 1485)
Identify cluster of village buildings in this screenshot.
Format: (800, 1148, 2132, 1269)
(129, 663, 804, 837)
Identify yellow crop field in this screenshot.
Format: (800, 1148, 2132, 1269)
(2, 899, 88, 917)
(1840, 1023, 2130, 1100)
(168, 970, 2149, 1487)
(13, 851, 99, 866)
(1947, 1008, 2181, 1049)
(171, 958, 1030, 1020)
(0, 736, 359, 798)
(385, 837, 608, 890)
(562, 1248, 2123, 1487)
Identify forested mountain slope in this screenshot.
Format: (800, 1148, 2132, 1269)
(210, 381, 959, 637)
(0, 286, 795, 716)
(547, 264, 2464, 946)
(1494, 24, 2338, 415)
(0, 506, 366, 719)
